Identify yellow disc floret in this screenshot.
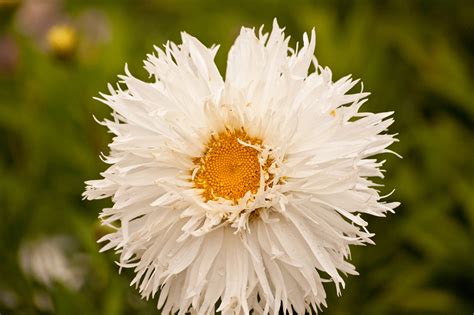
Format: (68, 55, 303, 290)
(193, 128, 263, 203)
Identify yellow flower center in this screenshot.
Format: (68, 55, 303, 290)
(193, 129, 262, 203)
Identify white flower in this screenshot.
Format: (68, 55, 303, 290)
(84, 20, 399, 314)
(19, 236, 85, 291)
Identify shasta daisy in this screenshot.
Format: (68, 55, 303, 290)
(84, 20, 399, 314)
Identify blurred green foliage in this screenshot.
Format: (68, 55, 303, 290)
(0, 0, 473, 314)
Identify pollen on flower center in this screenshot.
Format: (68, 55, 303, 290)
(193, 128, 263, 202)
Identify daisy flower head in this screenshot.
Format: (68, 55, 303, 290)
(84, 19, 399, 314)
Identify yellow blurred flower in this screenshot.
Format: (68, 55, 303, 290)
(46, 24, 77, 57)
(0, 0, 20, 7)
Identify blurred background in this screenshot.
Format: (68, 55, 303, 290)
(1, 0, 473, 314)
